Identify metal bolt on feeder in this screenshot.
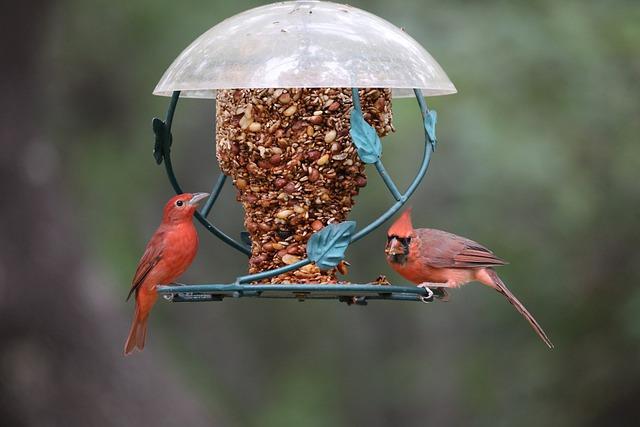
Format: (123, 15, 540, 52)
(151, 0, 456, 303)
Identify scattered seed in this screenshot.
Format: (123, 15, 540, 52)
(287, 244, 301, 255)
(283, 182, 297, 194)
(317, 154, 330, 165)
(239, 115, 252, 130)
(270, 154, 282, 165)
(282, 254, 301, 265)
(308, 167, 320, 182)
(235, 178, 247, 190)
(328, 101, 340, 111)
(278, 92, 291, 104)
(300, 263, 317, 273)
(337, 260, 349, 275)
(276, 209, 293, 219)
(306, 150, 321, 161)
(324, 130, 337, 143)
(259, 223, 272, 232)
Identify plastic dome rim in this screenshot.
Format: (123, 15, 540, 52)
(152, 0, 457, 99)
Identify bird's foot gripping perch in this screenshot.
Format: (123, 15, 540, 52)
(417, 282, 449, 302)
(162, 282, 187, 301)
(416, 283, 435, 303)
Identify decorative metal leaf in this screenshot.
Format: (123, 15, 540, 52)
(152, 117, 167, 164)
(307, 221, 356, 271)
(424, 110, 437, 145)
(350, 108, 382, 164)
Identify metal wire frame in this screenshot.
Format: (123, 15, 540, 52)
(153, 88, 437, 303)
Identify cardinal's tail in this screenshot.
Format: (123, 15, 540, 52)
(482, 269, 554, 349)
(124, 304, 150, 356)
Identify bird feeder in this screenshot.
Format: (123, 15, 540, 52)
(151, 0, 456, 304)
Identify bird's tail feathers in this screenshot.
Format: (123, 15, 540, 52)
(484, 269, 554, 349)
(124, 305, 149, 356)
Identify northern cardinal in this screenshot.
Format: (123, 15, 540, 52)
(124, 192, 208, 355)
(385, 209, 553, 348)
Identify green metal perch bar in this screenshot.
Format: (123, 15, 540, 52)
(157, 283, 435, 304)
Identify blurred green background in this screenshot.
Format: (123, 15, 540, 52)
(2, 0, 639, 426)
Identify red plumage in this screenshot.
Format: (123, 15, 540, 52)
(124, 192, 208, 355)
(387, 207, 414, 239)
(386, 209, 553, 348)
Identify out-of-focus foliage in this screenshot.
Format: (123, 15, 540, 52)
(9, 0, 639, 425)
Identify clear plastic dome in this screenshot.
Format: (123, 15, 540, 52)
(153, 0, 456, 98)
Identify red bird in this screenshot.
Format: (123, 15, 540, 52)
(385, 209, 553, 348)
(124, 192, 208, 355)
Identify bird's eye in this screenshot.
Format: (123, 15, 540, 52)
(176, 200, 184, 207)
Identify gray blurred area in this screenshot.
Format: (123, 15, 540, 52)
(1, 0, 639, 426)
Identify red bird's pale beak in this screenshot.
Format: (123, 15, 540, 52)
(188, 192, 209, 206)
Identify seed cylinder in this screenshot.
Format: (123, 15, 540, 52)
(216, 88, 393, 283)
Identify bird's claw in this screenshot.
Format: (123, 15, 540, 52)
(163, 282, 187, 301)
(419, 287, 434, 303)
(417, 282, 436, 303)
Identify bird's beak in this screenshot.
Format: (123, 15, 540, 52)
(385, 237, 404, 256)
(188, 192, 209, 206)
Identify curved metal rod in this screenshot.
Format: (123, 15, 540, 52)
(201, 174, 227, 218)
(162, 91, 251, 256)
(374, 159, 402, 201)
(350, 88, 434, 242)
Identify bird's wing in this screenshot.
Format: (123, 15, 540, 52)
(416, 228, 507, 268)
(127, 231, 165, 301)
